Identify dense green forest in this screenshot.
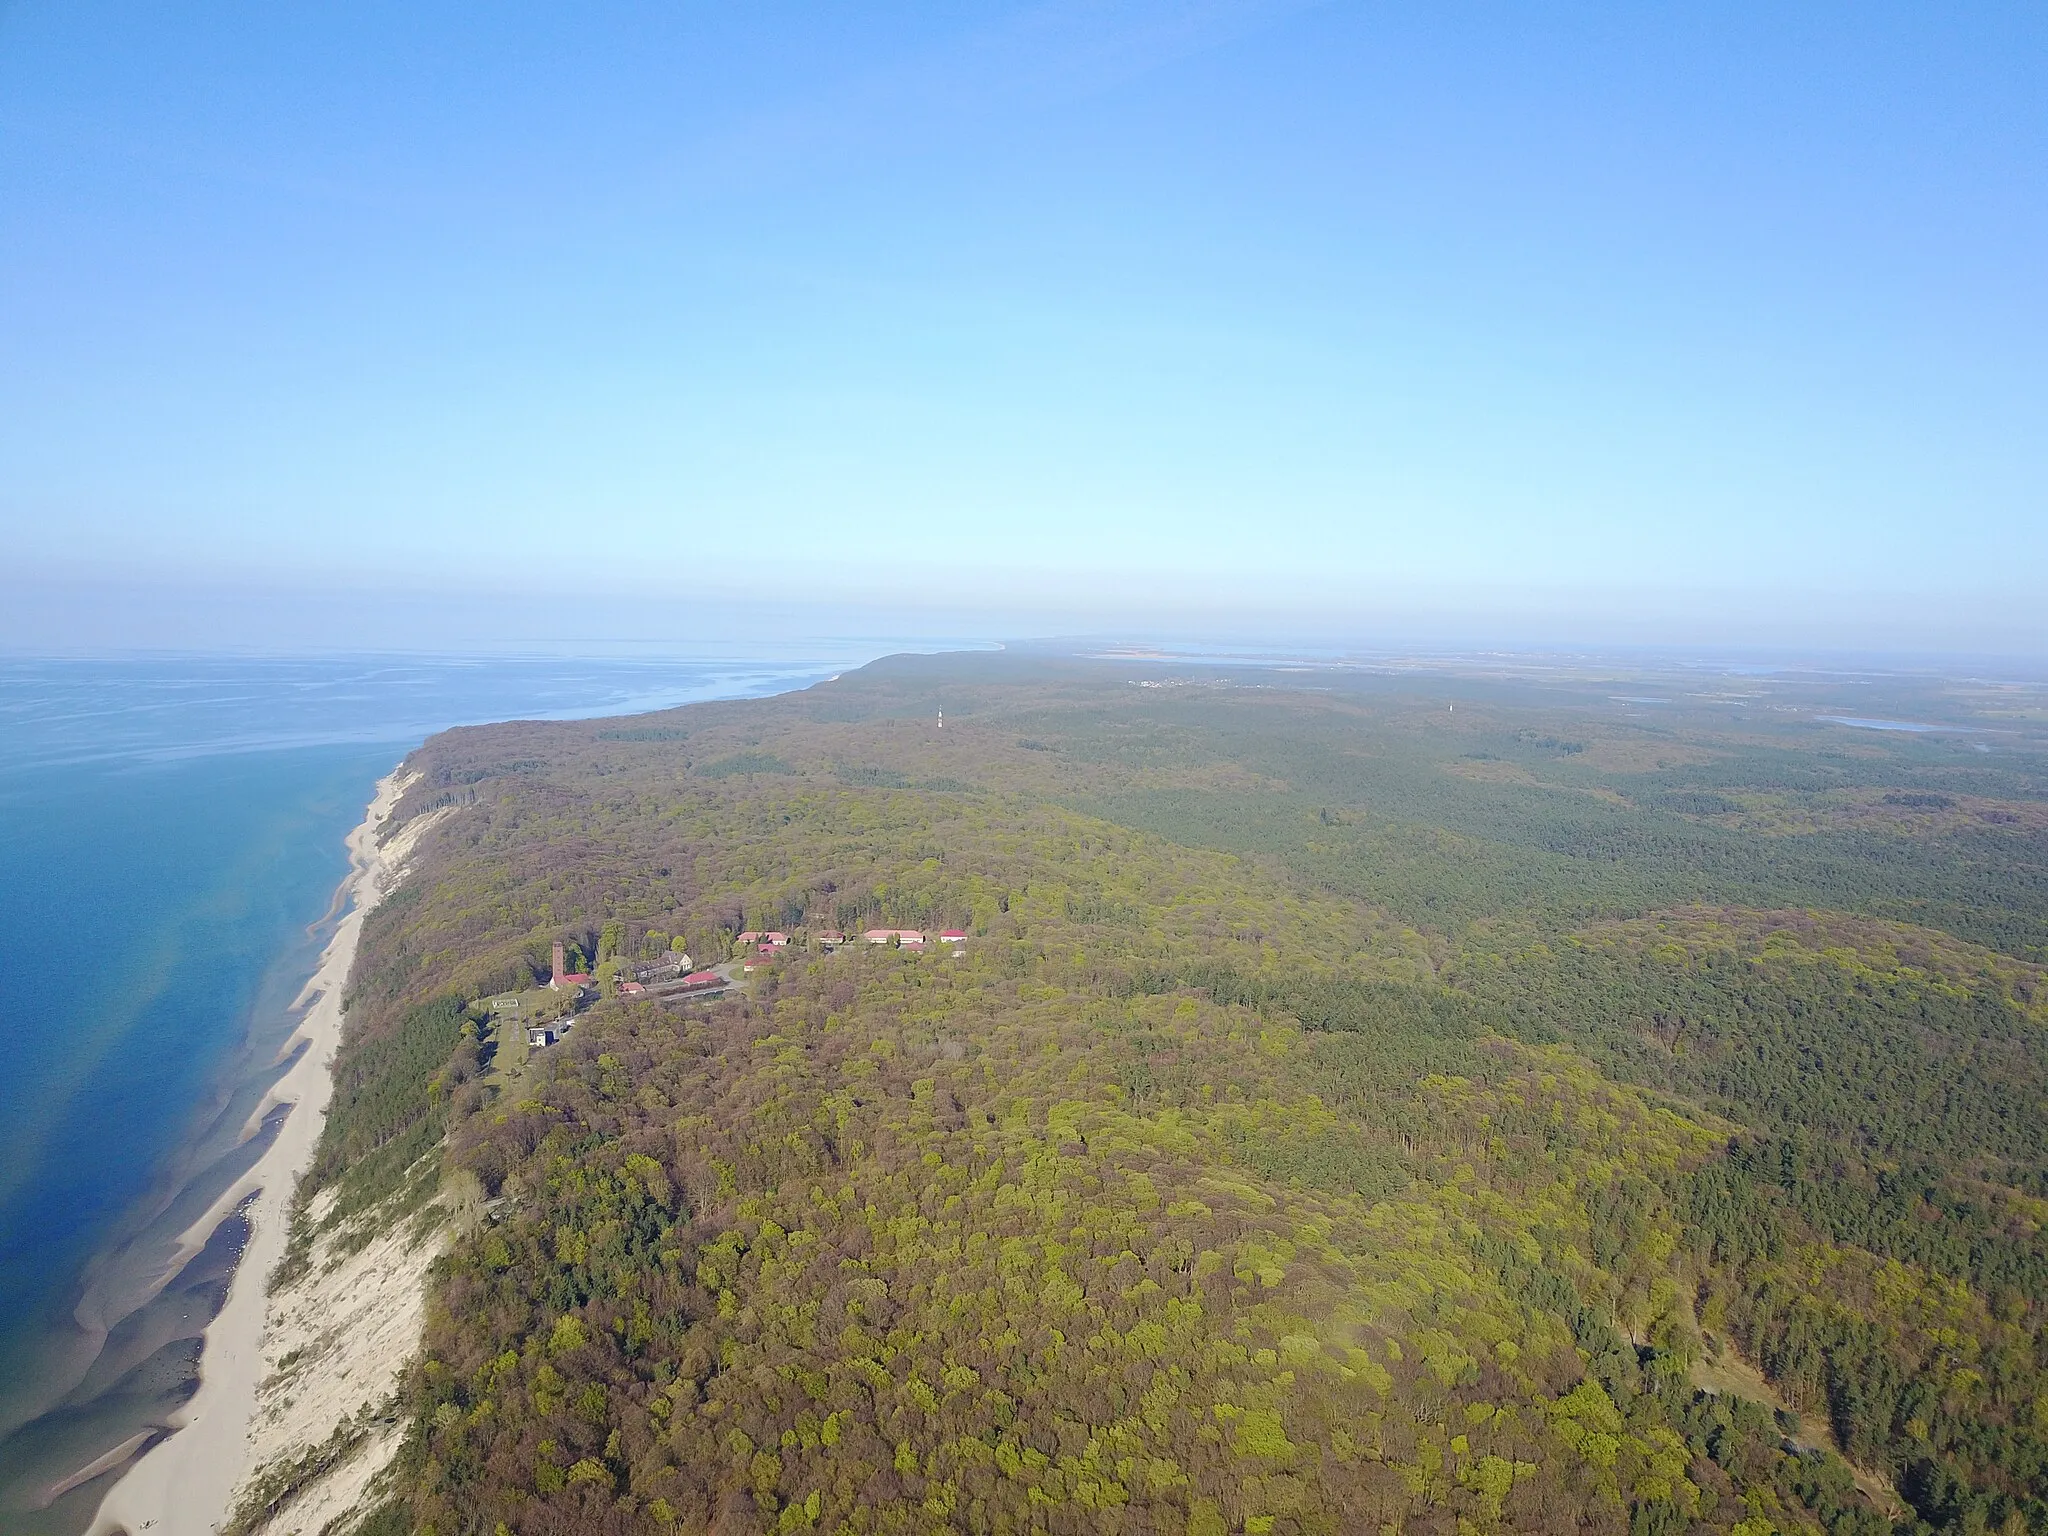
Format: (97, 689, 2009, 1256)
(294, 652, 2048, 1536)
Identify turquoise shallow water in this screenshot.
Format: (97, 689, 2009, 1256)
(0, 650, 893, 1531)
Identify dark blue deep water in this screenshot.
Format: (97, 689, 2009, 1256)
(0, 649, 901, 1530)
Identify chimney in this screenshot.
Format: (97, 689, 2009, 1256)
(552, 939, 566, 988)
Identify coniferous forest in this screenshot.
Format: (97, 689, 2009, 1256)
(299, 651, 2048, 1536)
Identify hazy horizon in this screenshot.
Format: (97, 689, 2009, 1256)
(5, 570, 2043, 666)
(5, 2, 2045, 658)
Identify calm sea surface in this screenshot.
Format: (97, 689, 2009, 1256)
(0, 650, 903, 1532)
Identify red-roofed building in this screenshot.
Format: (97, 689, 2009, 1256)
(618, 980, 646, 997)
(863, 928, 924, 947)
(939, 930, 968, 943)
(679, 970, 723, 990)
(547, 940, 594, 991)
(815, 929, 846, 948)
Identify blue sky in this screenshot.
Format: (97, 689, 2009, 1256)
(2, 2, 2044, 651)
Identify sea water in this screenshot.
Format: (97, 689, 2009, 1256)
(0, 649, 903, 1533)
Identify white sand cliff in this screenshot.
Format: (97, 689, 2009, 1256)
(92, 773, 454, 1536)
(206, 1177, 454, 1536)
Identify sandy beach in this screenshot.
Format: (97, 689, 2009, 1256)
(89, 769, 413, 1536)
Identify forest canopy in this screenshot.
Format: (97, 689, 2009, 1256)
(306, 652, 2048, 1536)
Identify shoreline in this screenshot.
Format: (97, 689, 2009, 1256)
(88, 768, 412, 1536)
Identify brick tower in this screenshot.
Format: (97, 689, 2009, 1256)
(552, 939, 566, 989)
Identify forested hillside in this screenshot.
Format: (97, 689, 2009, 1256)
(303, 652, 2047, 1536)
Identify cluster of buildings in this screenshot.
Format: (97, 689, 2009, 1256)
(737, 925, 969, 971)
(546, 939, 720, 995)
(525, 921, 977, 1042)
(523, 939, 727, 1047)
(740, 926, 967, 953)
(863, 927, 970, 949)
